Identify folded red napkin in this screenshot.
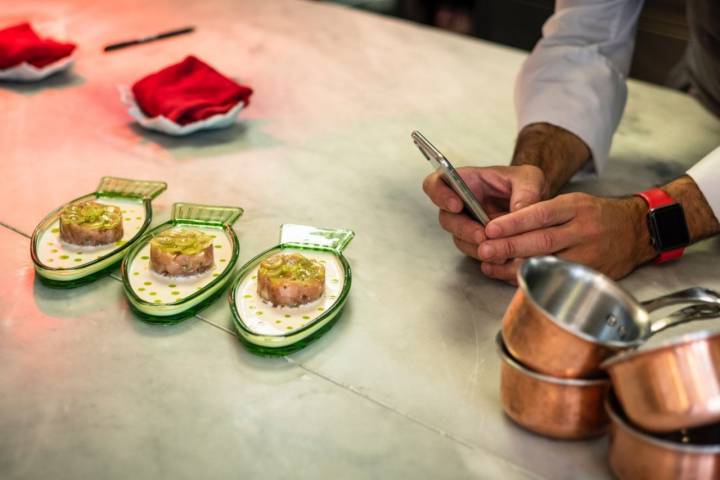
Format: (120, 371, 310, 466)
(132, 55, 253, 125)
(0, 22, 76, 70)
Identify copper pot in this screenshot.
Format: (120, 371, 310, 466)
(502, 256, 720, 378)
(602, 323, 720, 433)
(607, 392, 720, 480)
(496, 332, 610, 440)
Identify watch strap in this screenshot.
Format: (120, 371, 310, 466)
(635, 188, 685, 264)
(636, 189, 674, 209)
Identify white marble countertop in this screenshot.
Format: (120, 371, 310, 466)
(2, 1, 720, 479)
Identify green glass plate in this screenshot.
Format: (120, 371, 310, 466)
(121, 203, 243, 324)
(31, 177, 167, 288)
(229, 224, 354, 355)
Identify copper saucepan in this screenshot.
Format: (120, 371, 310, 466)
(502, 256, 720, 378)
(607, 392, 720, 480)
(602, 322, 720, 433)
(496, 332, 610, 439)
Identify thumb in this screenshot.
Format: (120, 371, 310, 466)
(509, 167, 544, 211)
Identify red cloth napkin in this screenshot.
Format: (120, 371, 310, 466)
(0, 22, 76, 70)
(132, 55, 253, 125)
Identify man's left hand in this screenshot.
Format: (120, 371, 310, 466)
(476, 193, 657, 283)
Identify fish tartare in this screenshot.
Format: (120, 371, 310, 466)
(257, 253, 325, 307)
(59, 201, 124, 246)
(150, 228, 214, 277)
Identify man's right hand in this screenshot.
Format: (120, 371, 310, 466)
(422, 165, 547, 261)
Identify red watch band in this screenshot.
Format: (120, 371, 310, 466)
(635, 188, 685, 263)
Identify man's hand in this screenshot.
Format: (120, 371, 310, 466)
(512, 123, 591, 196)
(422, 165, 547, 261)
(476, 193, 658, 283)
(468, 175, 720, 284)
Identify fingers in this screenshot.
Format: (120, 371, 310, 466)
(422, 171, 463, 213)
(478, 224, 576, 263)
(508, 165, 545, 211)
(485, 196, 576, 239)
(439, 210, 486, 244)
(453, 236, 481, 261)
(481, 258, 522, 285)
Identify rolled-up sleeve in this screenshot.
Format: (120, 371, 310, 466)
(687, 146, 720, 220)
(515, 0, 644, 175)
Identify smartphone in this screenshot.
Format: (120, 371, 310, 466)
(412, 130, 490, 225)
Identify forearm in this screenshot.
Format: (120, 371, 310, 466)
(511, 122, 591, 196)
(627, 175, 720, 267)
(665, 175, 720, 242)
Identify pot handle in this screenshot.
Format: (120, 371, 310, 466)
(649, 303, 720, 335)
(639, 287, 720, 313)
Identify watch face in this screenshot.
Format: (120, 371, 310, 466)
(648, 204, 690, 251)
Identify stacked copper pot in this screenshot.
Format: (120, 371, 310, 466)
(497, 256, 720, 479)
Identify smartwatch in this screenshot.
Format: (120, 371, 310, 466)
(635, 188, 690, 264)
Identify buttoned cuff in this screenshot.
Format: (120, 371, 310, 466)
(687, 145, 720, 221)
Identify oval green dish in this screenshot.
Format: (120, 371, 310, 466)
(229, 224, 354, 355)
(121, 203, 243, 324)
(31, 176, 167, 288)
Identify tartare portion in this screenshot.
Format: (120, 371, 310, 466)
(150, 228, 214, 277)
(59, 201, 124, 246)
(257, 253, 325, 307)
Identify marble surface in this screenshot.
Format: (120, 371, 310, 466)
(2, 1, 720, 479)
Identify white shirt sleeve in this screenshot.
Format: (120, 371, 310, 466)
(687, 146, 720, 220)
(515, 0, 644, 175)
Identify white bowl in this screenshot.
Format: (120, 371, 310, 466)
(118, 85, 245, 136)
(0, 54, 75, 82)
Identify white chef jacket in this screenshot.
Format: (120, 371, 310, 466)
(515, 0, 720, 219)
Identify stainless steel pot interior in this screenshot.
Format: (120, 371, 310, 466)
(603, 322, 720, 369)
(519, 257, 647, 346)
